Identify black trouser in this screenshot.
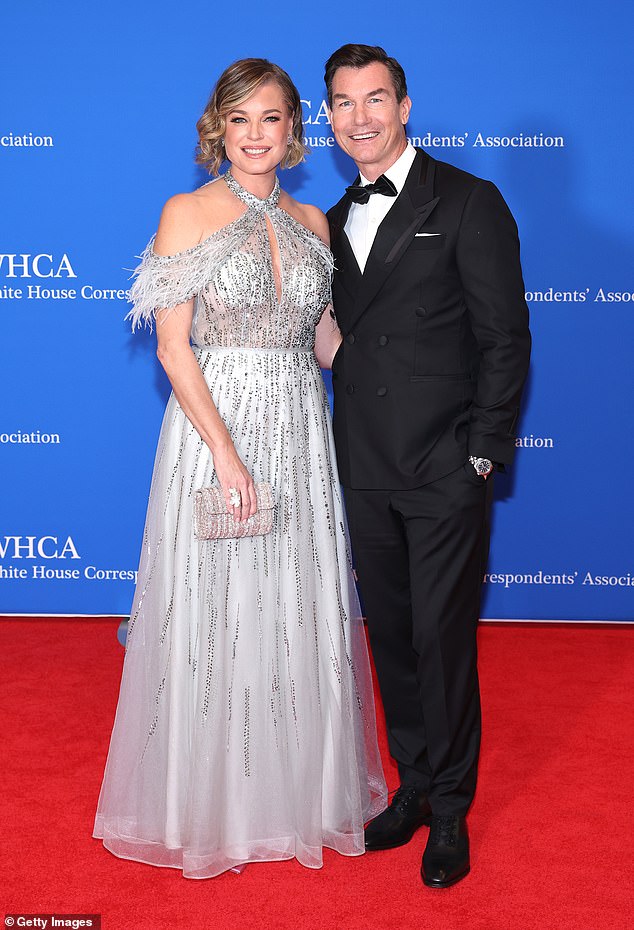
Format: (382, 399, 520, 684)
(344, 464, 494, 816)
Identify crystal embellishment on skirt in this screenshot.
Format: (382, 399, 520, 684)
(194, 482, 275, 539)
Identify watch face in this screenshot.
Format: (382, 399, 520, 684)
(475, 458, 492, 476)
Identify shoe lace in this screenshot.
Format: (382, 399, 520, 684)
(391, 786, 421, 812)
(430, 816, 458, 847)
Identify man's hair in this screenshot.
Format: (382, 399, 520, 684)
(324, 44, 408, 106)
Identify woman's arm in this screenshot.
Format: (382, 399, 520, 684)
(153, 196, 257, 520)
(297, 204, 343, 369)
(314, 305, 342, 369)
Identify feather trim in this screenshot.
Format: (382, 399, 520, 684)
(125, 204, 334, 331)
(125, 217, 256, 331)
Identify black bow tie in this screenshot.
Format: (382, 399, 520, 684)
(346, 174, 398, 204)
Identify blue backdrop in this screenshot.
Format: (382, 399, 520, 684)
(1, 1, 633, 620)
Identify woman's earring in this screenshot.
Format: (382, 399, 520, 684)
(287, 134, 293, 145)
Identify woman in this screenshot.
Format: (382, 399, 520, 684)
(93, 58, 386, 879)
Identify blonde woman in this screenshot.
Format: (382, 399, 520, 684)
(93, 59, 386, 879)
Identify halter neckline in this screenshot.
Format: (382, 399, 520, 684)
(225, 170, 280, 210)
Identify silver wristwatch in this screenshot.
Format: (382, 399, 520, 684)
(469, 455, 493, 478)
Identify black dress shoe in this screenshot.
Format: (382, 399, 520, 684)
(421, 815, 470, 888)
(365, 786, 432, 851)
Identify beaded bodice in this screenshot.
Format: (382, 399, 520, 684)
(128, 171, 333, 350)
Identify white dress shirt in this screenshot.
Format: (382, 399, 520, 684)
(344, 142, 417, 273)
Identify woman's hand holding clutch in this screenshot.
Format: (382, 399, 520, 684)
(212, 444, 258, 522)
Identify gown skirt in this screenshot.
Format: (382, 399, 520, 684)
(93, 344, 387, 879)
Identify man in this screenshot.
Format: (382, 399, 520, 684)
(324, 44, 531, 888)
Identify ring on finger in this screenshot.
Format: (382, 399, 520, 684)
(228, 487, 241, 507)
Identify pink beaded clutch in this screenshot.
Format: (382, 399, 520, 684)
(194, 482, 275, 540)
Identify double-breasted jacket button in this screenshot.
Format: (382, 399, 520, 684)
(378, 335, 389, 346)
(376, 386, 388, 397)
(346, 332, 356, 344)
(415, 307, 427, 317)
(346, 383, 355, 394)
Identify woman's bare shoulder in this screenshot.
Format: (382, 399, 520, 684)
(154, 178, 241, 255)
(153, 192, 207, 255)
(279, 193, 330, 245)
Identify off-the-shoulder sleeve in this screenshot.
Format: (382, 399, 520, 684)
(125, 235, 219, 331)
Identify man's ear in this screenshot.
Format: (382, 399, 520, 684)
(400, 95, 412, 125)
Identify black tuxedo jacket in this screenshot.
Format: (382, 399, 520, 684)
(327, 148, 531, 490)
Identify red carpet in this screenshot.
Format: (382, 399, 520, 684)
(1, 618, 632, 930)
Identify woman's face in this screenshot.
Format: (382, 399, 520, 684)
(224, 81, 294, 179)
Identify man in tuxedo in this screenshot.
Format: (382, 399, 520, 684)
(324, 44, 531, 888)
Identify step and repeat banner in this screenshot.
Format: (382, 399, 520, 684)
(1, 2, 633, 620)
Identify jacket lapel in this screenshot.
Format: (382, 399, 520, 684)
(329, 190, 363, 300)
(345, 149, 439, 331)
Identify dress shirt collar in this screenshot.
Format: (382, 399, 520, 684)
(358, 141, 416, 196)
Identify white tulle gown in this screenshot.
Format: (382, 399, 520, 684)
(93, 170, 387, 879)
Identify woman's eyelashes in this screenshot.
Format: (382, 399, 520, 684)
(228, 115, 281, 124)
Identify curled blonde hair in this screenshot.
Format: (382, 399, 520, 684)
(196, 58, 307, 176)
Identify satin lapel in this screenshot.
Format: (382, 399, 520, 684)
(329, 190, 362, 312)
(348, 150, 439, 330)
(385, 194, 440, 263)
(339, 229, 363, 279)
(329, 189, 354, 246)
